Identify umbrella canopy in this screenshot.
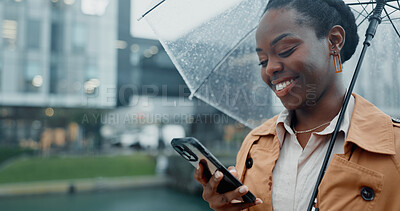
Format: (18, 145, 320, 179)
(144, 0, 400, 128)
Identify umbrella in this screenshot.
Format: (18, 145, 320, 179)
(141, 0, 400, 209)
(140, 0, 400, 129)
(305, 1, 400, 210)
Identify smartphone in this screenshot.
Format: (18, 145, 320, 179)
(171, 137, 256, 203)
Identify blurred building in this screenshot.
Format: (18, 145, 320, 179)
(0, 0, 118, 147)
(0, 0, 117, 107)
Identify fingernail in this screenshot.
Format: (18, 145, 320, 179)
(239, 186, 248, 193)
(230, 199, 241, 203)
(255, 199, 263, 205)
(229, 168, 237, 173)
(215, 171, 222, 179)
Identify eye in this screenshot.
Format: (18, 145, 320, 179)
(258, 60, 268, 68)
(278, 46, 297, 58)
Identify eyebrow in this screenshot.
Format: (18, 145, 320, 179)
(256, 33, 297, 52)
(271, 33, 296, 46)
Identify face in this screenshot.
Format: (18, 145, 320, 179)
(256, 8, 335, 110)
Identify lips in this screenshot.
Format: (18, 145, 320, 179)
(271, 77, 297, 98)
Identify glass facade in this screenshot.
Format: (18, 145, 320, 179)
(0, 0, 117, 107)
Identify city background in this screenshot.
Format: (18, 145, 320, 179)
(0, 0, 398, 210)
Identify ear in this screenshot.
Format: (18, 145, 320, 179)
(328, 25, 345, 54)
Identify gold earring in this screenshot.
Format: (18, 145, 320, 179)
(333, 51, 342, 73)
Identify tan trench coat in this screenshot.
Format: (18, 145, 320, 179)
(236, 94, 400, 211)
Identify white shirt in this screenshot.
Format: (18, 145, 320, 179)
(272, 95, 355, 211)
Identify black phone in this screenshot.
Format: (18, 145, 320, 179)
(171, 137, 256, 203)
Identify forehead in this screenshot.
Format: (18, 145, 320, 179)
(256, 8, 311, 45)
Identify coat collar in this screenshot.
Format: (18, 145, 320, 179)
(249, 94, 395, 155)
(251, 115, 278, 136)
(345, 94, 395, 155)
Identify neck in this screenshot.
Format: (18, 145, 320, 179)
(293, 84, 346, 131)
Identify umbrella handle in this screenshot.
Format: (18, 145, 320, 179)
(365, 0, 385, 46)
(306, 1, 386, 210)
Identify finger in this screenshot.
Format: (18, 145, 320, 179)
(222, 185, 249, 203)
(207, 170, 223, 192)
(227, 166, 238, 178)
(224, 198, 262, 210)
(194, 162, 208, 185)
(231, 198, 263, 210)
(212, 189, 262, 211)
(202, 171, 223, 202)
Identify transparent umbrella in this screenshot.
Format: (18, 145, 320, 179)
(141, 0, 400, 129)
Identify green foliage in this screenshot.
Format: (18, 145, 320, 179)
(0, 154, 156, 184)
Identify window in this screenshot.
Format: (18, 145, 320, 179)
(2, 19, 18, 50)
(0, 60, 2, 92)
(26, 19, 41, 49)
(50, 22, 64, 53)
(72, 23, 87, 53)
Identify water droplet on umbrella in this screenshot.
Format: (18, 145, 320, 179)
(215, 79, 219, 83)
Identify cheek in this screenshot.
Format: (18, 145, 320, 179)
(260, 69, 272, 87)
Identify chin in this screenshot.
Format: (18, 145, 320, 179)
(279, 94, 304, 111)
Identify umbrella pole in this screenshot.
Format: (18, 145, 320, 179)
(306, 1, 387, 210)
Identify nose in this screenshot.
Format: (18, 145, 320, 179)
(265, 58, 283, 77)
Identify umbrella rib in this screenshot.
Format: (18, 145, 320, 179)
(351, 7, 368, 20)
(382, 7, 398, 21)
(355, 0, 370, 18)
(387, 7, 398, 18)
(363, 0, 372, 16)
(347, 0, 398, 5)
(360, 1, 370, 19)
(190, 26, 258, 97)
(384, 3, 400, 10)
(349, 0, 371, 25)
(384, 7, 400, 38)
(357, 10, 374, 27)
(137, 0, 166, 21)
(347, 2, 379, 6)
(371, 0, 374, 14)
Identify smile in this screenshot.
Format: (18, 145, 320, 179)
(272, 78, 297, 98)
(275, 79, 294, 91)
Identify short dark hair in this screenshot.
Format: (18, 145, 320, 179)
(264, 0, 359, 62)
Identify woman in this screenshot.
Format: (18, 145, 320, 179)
(194, 0, 400, 210)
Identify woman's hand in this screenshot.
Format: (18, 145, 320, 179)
(194, 163, 263, 211)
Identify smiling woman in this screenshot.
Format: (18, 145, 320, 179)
(193, 0, 400, 211)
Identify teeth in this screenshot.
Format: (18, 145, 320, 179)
(276, 79, 294, 91)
